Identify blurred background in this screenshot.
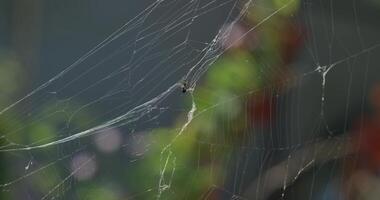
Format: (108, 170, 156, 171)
(1, 0, 380, 199)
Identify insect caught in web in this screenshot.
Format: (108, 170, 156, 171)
(180, 81, 189, 93)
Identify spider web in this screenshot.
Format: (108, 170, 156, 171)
(1, 0, 380, 199)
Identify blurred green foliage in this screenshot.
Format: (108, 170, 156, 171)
(0, 0, 301, 199)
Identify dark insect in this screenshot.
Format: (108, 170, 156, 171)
(181, 82, 188, 93)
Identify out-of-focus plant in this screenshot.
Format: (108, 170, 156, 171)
(127, 0, 303, 199)
(0, 51, 25, 200)
(0, 52, 103, 199)
(1, 0, 305, 199)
